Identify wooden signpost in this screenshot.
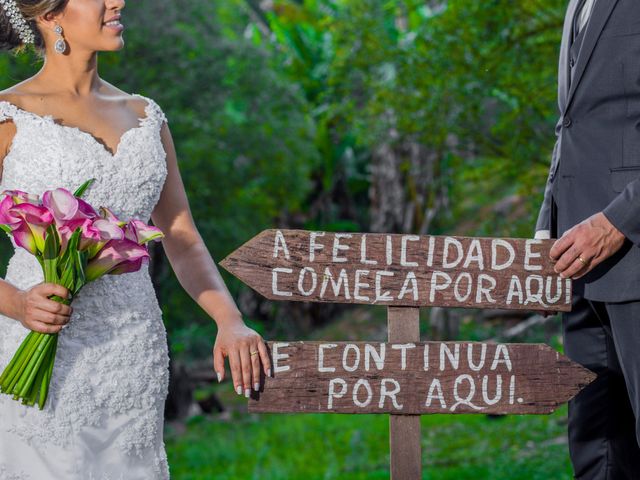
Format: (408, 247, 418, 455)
(247, 341, 594, 415)
(221, 229, 573, 311)
(220, 229, 596, 479)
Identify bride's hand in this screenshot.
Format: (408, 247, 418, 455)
(15, 282, 73, 334)
(213, 322, 271, 398)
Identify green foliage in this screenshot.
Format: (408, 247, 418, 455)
(0, 0, 320, 351)
(0, 0, 568, 358)
(251, 0, 565, 236)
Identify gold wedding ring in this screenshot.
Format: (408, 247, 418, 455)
(250, 350, 259, 356)
(578, 255, 588, 266)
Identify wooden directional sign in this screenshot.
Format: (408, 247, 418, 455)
(222, 229, 586, 478)
(248, 341, 595, 415)
(220, 229, 572, 312)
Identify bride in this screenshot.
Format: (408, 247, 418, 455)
(0, 0, 271, 478)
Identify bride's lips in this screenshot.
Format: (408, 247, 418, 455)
(103, 15, 124, 32)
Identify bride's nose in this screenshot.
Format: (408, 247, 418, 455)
(105, 0, 125, 10)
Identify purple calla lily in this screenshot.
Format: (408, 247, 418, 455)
(77, 197, 98, 219)
(99, 206, 127, 227)
(57, 218, 85, 254)
(11, 221, 39, 254)
(0, 195, 23, 231)
(109, 255, 149, 275)
(83, 218, 126, 258)
(42, 188, 77, 222)
(1, 189, 41, 205)
(124, 219, 165, 245)
(8, 203, 54, 253)
(85, 238, 150, 282)
(43, 188, 97, 225)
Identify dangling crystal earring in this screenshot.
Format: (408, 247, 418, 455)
(53, 23, 67, 54)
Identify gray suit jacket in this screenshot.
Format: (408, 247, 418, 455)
(536, 0, 640, 302)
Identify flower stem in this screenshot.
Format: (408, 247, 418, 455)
(38, 335, 57, 409)
(2, 332, 41, 393)
(24, 344, 52, 407)
(16, 334, 54, 398)
(0, 331, 34, 384)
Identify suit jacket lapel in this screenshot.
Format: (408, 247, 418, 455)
(559, 0, 580, 111)
(564, 0, 619, 114)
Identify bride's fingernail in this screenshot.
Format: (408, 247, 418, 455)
(216, 371, 222, 383)
(244, 388, 250, 398)
(254, 382, 259, 391)
(267, 368, 271, 377)
(236, 385, 242, 395)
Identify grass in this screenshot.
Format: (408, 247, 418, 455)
(164, 401, 573, 479)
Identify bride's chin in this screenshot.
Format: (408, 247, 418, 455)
(100, 41, 125, 52)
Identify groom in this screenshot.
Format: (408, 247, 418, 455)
(535, 0, 640, 477)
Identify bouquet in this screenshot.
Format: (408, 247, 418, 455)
(0, 178, 164, 409)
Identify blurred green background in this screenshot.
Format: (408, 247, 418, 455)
(0, 0, 574, 478)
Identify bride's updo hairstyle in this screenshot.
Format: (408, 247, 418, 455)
(0, 0, 66, 57)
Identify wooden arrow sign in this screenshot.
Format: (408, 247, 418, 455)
(220, 229, 571, 311)
(248, 341, 595, 415)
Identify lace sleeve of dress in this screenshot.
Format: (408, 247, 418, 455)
(0, 102, 16, 192)
(0, 101, 18, 123)
(133, 94, 168, 129)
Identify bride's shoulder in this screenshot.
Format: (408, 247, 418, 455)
(0, 89, 19, 104)
(0, 80, 47, 109)
(104, 82, 167, 125)
(0, 89, 22, 168)
(0, 87, 32, 117)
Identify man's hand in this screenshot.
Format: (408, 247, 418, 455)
(549, 211, 627, 280)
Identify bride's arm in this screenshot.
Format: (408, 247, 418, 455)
(150, 122, 271, 398)
(0, 115, 17, 187)
(0, 278, 21, 320)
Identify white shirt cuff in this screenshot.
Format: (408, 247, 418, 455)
(534, 229, 551, 240)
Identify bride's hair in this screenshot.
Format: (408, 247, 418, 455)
(0, 0, 67, 57)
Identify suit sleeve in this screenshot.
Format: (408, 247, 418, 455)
(601, 179, 640, 247)
(534, 118, 562, 235)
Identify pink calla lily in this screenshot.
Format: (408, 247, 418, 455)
(77, 197, 98, 219)
(93, 219, 125, 240)
(109, 255, 149, 275)
(43, 188, 97, 225)
(0, 195, 23, 231)
(11, 221, 39, 254)
(85, 238, 150, 282)
(84, 218, 126, 258)
(56, 217, 90, 254)
(99, 206, 127, 227)
(42, 188, 78, 223)
(1, 189, 41, 205)
(124, 219, 165, 245)
(8, 203, 54, 253)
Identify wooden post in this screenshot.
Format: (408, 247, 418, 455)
(388, 306, 421, 479)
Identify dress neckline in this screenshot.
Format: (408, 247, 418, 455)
(0, 92, 154, 158)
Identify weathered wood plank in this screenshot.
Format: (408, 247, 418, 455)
(220, 229, 571, 311)
(247, 341, 596, 414)
(388, 307, 421, 480)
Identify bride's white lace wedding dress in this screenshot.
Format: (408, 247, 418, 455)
(0, 93, 171, 479)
